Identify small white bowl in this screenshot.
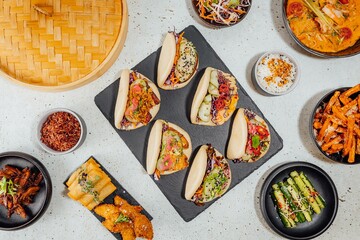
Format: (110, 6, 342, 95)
(253, 51, 300, 96)
(37, 108, 86, 155)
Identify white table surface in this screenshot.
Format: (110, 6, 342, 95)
(0, 0, 359, 239)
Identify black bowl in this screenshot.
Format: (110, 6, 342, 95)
(310, 87, 360, 164)
(0, 152, 52, 230)
(260, 162, 338, 240)
(192, 0, 252, 28)
(282, 0, 360, 58)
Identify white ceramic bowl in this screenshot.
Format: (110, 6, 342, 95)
(253, 51, 300, 96)
(37, 108, 85, 155)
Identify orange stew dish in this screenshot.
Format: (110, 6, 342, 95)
(286, 0, 360, 52)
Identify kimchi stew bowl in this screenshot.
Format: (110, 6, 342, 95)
(36, 108, 86, 155)
(283, 0, 360, 58)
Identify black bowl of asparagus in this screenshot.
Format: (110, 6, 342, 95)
(260, 162, 338, 240)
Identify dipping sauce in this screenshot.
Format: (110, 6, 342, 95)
(40, 112, 81, 152)
(256, 53, 297, 94)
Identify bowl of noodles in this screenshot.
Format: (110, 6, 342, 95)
(192, 0, 252, 27)
(283, 0, 360, 57)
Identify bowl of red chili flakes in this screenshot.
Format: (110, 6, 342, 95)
(37, 108, 86, 155)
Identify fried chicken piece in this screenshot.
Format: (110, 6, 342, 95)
(133, 214, 154, 239)
(20, 186, 40, 204)
(94, 204, 120, 222)
(112, 222, 136, 240)
(114, 196, 153, 239)
(95, 197, 154, 240)
(114, 196, 142, 218)
(95, 204, 137, 240)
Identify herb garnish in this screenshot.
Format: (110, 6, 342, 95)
(78, 170, 101, 203)
(0, 177, 17, 197)
(252, 135, 260, 148)
(115, 213, 130, 223)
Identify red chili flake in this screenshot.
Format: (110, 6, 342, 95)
(40, 112, 81, 152)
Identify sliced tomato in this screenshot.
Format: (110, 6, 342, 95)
(157, 155, 173, 171)
(248, 122, 257, 135)
(131, 98, 139, 108)
(131, 84, 142, 95)
(252, 146, 261, 156)
(246, 139, 253, 154)
(340, 27, 352, 40)
(219, 84, 229, 94)
(256, 125, 269, 137)
(287, 2, 304, 17)
(339, 0, 349, 4)
(214, 98, 225, 110)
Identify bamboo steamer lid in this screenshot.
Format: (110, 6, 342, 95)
(0, 0, 128, 91)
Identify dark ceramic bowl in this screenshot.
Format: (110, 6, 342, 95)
(282, 0, 360, 58)
(310, 87, 360, 164)
(0, 152, 52, 230)
(260, 161, 338, 240)
(192, 0, 252, 28)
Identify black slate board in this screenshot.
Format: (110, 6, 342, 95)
(94, 25, 283, 222)
(63, 156, 152, 240)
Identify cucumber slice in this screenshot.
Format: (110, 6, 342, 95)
(290, 171, 321, 214)
(271, 184, 296, 228)
(279, 182, 306, 223)
(285, 180, 312, 222)
(299, 172, 326, 209)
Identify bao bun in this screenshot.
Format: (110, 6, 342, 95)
(185, 145, 231, 202)
(146, 119, 192, 175)
(157, 32, 198, 90)
(191, 67, 238, 126)
(190, 67, 214, 126)
(227, 108, 248, 160)
(227, 108, 271, 162)
(114, 69, 161, 130)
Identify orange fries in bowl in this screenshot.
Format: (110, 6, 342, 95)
(311, 84, 360, 164)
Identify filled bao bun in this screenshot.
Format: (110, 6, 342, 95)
(227, 108, 271, 162)
(185, 145, 231, 204)
(157, 31, 198, 90)
(191, 67, 239, 126)
(146, 119, 192, 178)
(114, 69, 161, 130)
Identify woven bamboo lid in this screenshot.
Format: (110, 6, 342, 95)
(0, 0, 128, 91)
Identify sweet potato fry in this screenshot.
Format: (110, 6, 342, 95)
(356, 138, 360, 155)
(330, 116, 345, 126)
(317, 117, 331, 141)
(355, 125, 360, 137)
(327, 148, 342, 154)
(331, 143, 343, 151)
(335, 99, 341, 107)
(341, 99, 357, 114)
(339, 84, 360, 105)
(348, 138, 356, 163)
(343, 117, 355, 156)
(332, 106, 348, 123)
(322, 136, 342, 151)
(324, 131, 337, 143)
(313, 121, 322, 129)
(336, 127, 347, 133)
(325, 91, 340, 113)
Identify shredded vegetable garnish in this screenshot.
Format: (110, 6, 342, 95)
(195, 0, 251, 25)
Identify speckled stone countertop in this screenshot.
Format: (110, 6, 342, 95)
(0, 0, 359, 239)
